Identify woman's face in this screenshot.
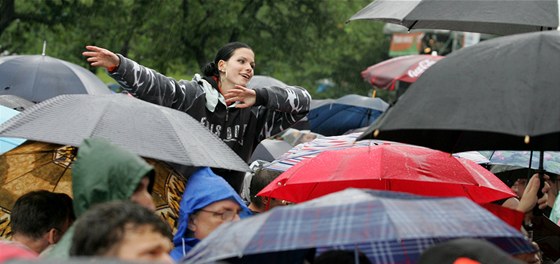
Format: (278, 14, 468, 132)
(189, 199, 241, 240)
(218, 48, 255, 86)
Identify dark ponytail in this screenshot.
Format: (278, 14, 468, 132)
(202, 42, 252, 77)
(202, 62, 219, 77)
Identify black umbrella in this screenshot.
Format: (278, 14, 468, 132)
(358, 31, 560, 153)
(0, 55, 112, 102)
(0, 94, 249, 172)
(348, 0, 559, 36)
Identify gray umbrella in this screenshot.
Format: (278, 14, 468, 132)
(0, 55, 112, 102)
(348, 0, 559, 36)
(249, 138, 292, 163)
(0, 95, 35, 111)
(246, 75, 288, 89)
(0, 94, 248, 172)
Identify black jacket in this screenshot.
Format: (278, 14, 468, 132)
(109, 55, 311, 163)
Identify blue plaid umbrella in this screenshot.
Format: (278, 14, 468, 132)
(185, 189, 533, 264)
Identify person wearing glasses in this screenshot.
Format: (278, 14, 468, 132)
(171, 167, 250, 261)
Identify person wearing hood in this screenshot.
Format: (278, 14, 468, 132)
(43, 138, 157, 259)
(170, 167, 251, 261)
(82, 42, 311, 192)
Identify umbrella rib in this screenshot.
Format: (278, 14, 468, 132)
(52, 161, 71, 192)
(86, 101, 113, 139)
(29, 57, 42, 102)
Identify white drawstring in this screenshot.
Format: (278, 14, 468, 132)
(182, 237, 186, 256)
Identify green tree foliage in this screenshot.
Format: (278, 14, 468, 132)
(0, 0, 389, 99)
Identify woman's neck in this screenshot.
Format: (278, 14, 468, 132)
(218, 79, 235, 94)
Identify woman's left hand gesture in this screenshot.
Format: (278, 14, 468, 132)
(223, 85, 256, 108)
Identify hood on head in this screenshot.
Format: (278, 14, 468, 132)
(173, 167, 250, 248)
(71, 138, 154, 217)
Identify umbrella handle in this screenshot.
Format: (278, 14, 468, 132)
(532, 151, 546, 217)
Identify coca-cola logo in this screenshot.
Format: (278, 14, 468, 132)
(407, 59, 437, 78)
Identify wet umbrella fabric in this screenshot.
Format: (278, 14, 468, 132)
(265, 132, 392, 172)
(0, 95, 34, 111)
(480, 150, 560, 175)
(0, 94, 248, 172)
(185, 189, 534, 264)
(0, 55, 112, 102)
(259, 144, 515, 204)
(348, 0, 559, 36)
(246, 75, 288, 89)
(0, 141, 187, 238)
(358, 31, 560, 153)
(362, 54, 444, 90)
(248, 139, 292, 163)
(308, 94, 389, 136)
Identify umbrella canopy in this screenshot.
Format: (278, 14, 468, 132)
(0, 141, 187, 238)
(0, 94, 248, 172)
(265, 132, 392, 172)
(358, 31, 560, 153)
(278, 128, 322, 147)
(348, 0, 559, 36)
(258, 144, 515, 204)
(0, 105, 25, 155)
(480, 150, 560, 175)
(362, 54, 444, 90)
(248, 138, 292, 163)
(0, 95, 34, 111)
(186, 189, 534, 264)
(308, 94, 389, 136)
(0, 55, 112, 102)
(246, 75, 288, 88)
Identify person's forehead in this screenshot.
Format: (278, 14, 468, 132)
(119, 225, 172, 251)
(204, 199, 240, 210)
(232, 48, 255, 61)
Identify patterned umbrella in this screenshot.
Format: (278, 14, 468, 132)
(185, 189, 534, 264)
(266, 132, 463, 172)
(0, 141, 186, 238)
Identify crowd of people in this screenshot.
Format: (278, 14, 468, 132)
(0, 40, 558, 264)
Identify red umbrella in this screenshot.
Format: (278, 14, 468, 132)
(362, 54, 444, 90)
(258, 144, 515, 204)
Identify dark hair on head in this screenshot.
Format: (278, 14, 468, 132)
(70, 200, 172, 257)
(11, 190, 75, 239)
(249, 168, 282, 208)
(202, 42, 252, 77)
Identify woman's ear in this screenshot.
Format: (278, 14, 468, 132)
(218, 60, 226, 73)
